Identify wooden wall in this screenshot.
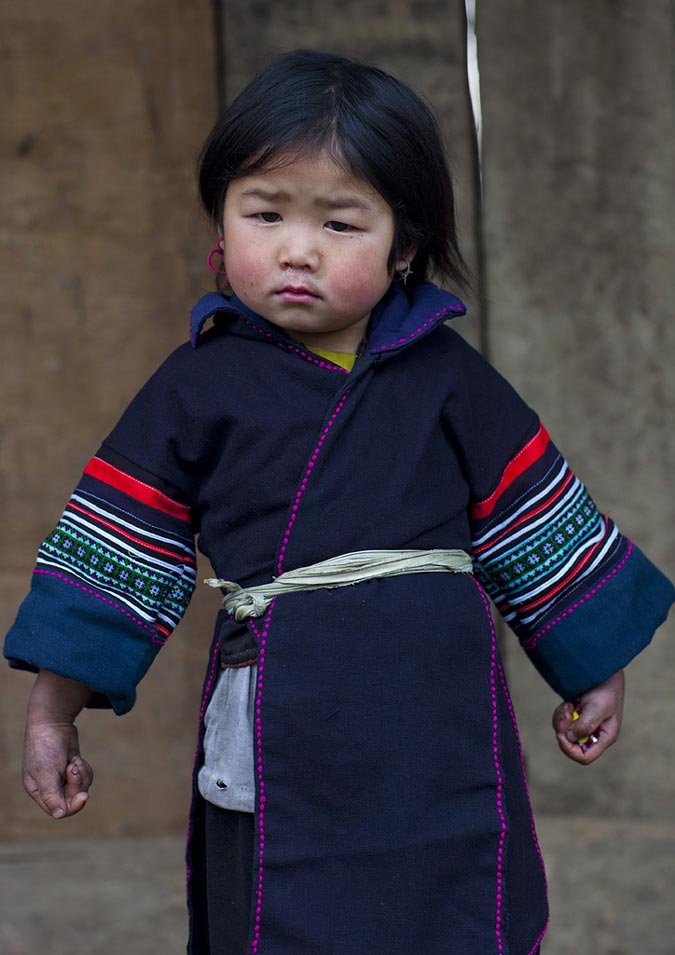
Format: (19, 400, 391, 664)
(1, 5, 673, 950)
(1, 0, 218, 840)
(0, 0, 478, 841)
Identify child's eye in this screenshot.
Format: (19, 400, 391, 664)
(256, 212, 281, 223)
(326, 220, 353, 233)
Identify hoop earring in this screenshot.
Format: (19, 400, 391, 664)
(207, 237, 228, 276)
(397, 262, 413, 285)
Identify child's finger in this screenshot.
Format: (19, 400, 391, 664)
(64, 790, 90, 816)
(553, 700, 606, 765)
(22, 771, 55, 817)
(36, 783, 69, 819)
(60, 759, 93, 816)
(552, 700, 575, 735)
(42, 776, 89, 819)
(22, 759, 69, 817)
(58, 756, 94, 816)
(558, 708, 622, 766)
(64, 756, 94, 797)
(23, 762, 92, 819)
(555, 725, 606, 765)
(570, 672, 625, 745)
(564, 704, 605, 745)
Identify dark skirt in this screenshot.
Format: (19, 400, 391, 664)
(202, 802, 544, 954)
(204, 802, 254, 955)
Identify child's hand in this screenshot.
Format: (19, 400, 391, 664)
(23, 720, 94, 819)
(552, 669, 625, 765)
(23, 671, 95, 819)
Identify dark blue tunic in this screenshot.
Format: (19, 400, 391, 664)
(5, 282, 673, 954)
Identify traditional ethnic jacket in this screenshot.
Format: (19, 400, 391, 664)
(5, 282, 673, 954)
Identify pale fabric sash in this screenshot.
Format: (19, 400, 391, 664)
(204, 548, 473, 621)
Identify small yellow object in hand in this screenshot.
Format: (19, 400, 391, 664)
(571, 709, 600, 753)
(571, 709, 590, 744)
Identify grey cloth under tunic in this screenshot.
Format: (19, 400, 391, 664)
(198, 665, 257, 812)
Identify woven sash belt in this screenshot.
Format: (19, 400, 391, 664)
(204, 548, 473, 622)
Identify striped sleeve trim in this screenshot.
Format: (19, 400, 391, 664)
(470, 424, 550, 520)
(471, 435, 627, 639)
(84, 456, 191, 522)
(36, 469, 196, 641)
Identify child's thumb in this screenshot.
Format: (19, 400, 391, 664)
(40, 786, 67, 819)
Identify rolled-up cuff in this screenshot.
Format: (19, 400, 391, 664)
(522, 542, 674, 699)
(4, 571, 163, 715)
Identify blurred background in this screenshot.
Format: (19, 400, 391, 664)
(1, 2, 673, 952)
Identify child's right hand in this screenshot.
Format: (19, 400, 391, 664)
(23, 670, 95, 819)
(23, 720, 94, 819)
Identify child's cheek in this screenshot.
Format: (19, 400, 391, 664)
(332, 257, 390, 311)
(228, 249, 267, 293)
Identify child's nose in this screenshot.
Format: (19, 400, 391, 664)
(279, 228, 320, 272)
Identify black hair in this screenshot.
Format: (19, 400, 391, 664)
(198, 49, 469, 290)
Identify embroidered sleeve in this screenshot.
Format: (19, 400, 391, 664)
(440, 330, 673, 699)
(4, 448, 196, 715)
(470, 424, 674, 699)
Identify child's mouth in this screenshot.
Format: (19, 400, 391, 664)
(276, 286, 320, 303)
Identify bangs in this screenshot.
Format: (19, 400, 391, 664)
(234, 125, 361, 185)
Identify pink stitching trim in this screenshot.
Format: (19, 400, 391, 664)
(496, 661, 550, 954)
(521, 541, 633, 650)
(276, 391, 352, 576)
(371, 304, 460, 352)
(249, 389, 352, 954)
(472, 579, 507, 953)
(243, 319, 349, 374)
(248, 608, 273, 953)
(33, 569, 165, 645)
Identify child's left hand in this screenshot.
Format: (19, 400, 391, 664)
(552, 669, 625, 765)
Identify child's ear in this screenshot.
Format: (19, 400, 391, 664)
(394, 244, 417, 273)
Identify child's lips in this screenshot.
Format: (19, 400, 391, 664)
(276, 285, 320, 303)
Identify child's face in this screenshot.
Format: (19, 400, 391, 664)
(221, 151, 408, 353)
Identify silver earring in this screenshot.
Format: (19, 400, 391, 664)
(397, 263, 412, 285)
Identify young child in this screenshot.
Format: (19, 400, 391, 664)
(5, 50, 673, 955)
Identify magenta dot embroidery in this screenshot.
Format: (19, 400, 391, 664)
(522, 542, 633, 650)
(472, 578, 507, 953)
(472, 578, 550, 954)
(372, 305, 451, 353)
(33, 569, 162, 641)
(248, 388, 352, 952)
(243, 319, 349, 374)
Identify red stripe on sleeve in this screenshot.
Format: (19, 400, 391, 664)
(470, 424, 550, 521)
(84, 457, 191, 522)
